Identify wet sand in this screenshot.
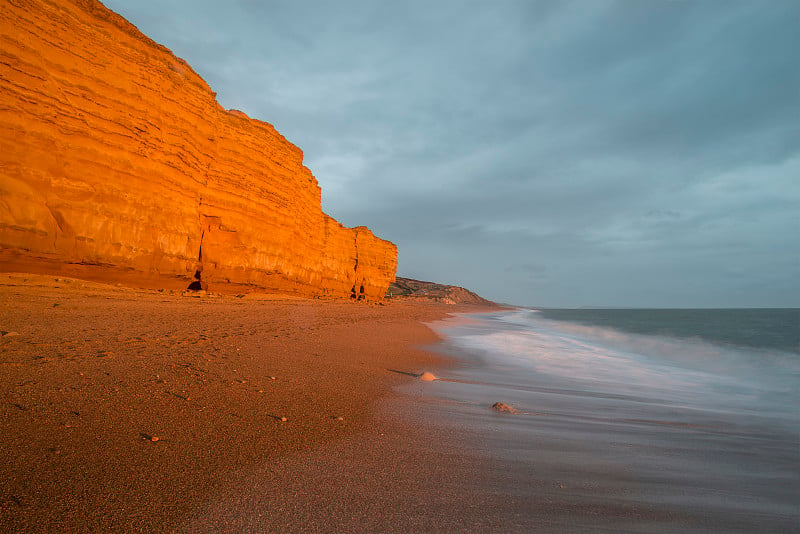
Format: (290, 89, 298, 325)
(0, 273, 502, 532)
(7, 275, 792, 533)
(418, 312, 799, 533)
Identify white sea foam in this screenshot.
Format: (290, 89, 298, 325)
(422, 309, 799, 530)
(432, 309, 798, 414)
(450, 324, 726, 397)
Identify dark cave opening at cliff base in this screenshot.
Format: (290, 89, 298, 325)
(187, 269, 203, 291)
(350, 283, 366, 300)
(187, 239, 205, 291)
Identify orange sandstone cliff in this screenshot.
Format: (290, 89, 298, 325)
(0, 0, 397, 300)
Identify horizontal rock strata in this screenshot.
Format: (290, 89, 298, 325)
(0, 0, 396, 299)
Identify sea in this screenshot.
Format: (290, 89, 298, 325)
(424, 307, 799, 533)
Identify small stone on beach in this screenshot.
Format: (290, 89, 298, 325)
(280, 416, 287, 422)
(419, 372, 437, 381)
(492, 402, 519, 414)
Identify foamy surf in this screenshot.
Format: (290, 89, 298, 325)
(413, 307, 799, 532)
(430, 308, 799, 426)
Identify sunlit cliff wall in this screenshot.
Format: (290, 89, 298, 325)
(0, 0, 396, 299)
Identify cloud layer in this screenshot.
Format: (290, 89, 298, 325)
(104, 0, 799, 306)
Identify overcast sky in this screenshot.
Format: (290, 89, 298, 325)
(102, 0, 799, 307)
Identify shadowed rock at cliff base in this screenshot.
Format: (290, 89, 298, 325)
(0, 0, 396, 300)
(386, 277, 495, 306)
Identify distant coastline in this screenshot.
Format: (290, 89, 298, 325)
(387, 276, 496, 306)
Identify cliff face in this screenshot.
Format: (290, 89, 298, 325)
(0, 0, 397, 300)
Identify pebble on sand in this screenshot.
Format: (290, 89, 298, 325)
(492, 402, 519, 414)
(419, 372, 437, 381)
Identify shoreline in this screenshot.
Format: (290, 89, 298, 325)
(6, 275, 793, 531)
(417, 309, 799, 533)
(0, 273, 496, 532)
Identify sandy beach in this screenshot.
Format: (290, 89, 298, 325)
(0, 274, 504, 532)
(4, 275, 795, 533)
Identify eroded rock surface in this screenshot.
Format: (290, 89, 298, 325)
(0, 0, 396, 299)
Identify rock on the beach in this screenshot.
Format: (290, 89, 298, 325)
(492, 402, 519, 414)
(419, 372, 437, 382)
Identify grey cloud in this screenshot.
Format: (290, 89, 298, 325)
(102, 0, 800, 306)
